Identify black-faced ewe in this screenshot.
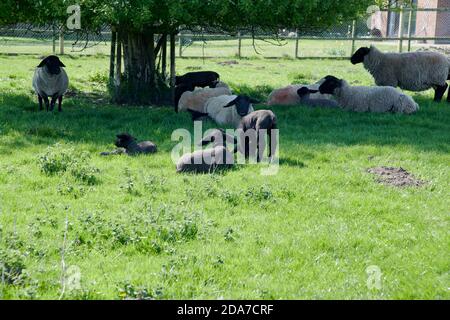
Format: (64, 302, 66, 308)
(351, 45, 450, 102)
(297, 87, 340, 108)
(101, 133, 157, 156)
(32, 55, 69, 112)
(237, 110, 278, 161)
(189, 95, 258, 128)
(319, 75, 419, 114)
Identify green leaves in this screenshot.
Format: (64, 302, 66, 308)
(3, 0, 374, 33)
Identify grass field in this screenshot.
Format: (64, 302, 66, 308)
(0, 53, 449, 300)
(0, 36, 439, 58)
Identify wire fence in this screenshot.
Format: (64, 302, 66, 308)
(0, 6, 449, 58)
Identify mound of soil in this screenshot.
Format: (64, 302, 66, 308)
(367, 167, 425, 187)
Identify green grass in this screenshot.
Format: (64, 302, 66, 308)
(0, 36, 437, 58)
(0, 54, 449, 300)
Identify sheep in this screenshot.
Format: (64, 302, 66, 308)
(267, 77, 334, 106)
(237, 110, 278, 162)
(318, 75, 419, 114)
(32, 55, 69, 112)
(176, 145, 234, 174)
(100, 133, 157, 156)
(351, 45, 450, 102)
(189, 95, 257, 128)
(177, 82, 232, 114)
(175, 71, 220, 89)
(296, 87, 340, 108)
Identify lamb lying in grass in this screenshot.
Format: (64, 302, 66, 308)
(176, 129, 236, 174)
(101, 133, 157, 156)
(318, 75, 419, 114)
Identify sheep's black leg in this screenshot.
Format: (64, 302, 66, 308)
(434, 84, 448, 102)
(38, 94, 43, 111)
(447, 84, 450, 103)
(50, 95, 58, 111)
(43, 96, 50, 112)
(58, 96, 63, 112)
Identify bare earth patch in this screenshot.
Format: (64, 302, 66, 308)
(367, 167, 425, 187)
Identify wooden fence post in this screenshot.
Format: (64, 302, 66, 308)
(398, 6, 404, 53)
(350, 20, 356, 56)
(178, 33, 183, 57)
(295, 29, 299, 59)
(59, 28, 65, 55)
(52, 26, 56, 54)
(237, 31, 242, 59)
(407, 8, 413, 52)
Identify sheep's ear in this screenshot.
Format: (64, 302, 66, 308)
(37, 58, 47, 67)
(222, 98, 238, 108)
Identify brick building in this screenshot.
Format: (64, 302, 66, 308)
(371, 0, 450, 43)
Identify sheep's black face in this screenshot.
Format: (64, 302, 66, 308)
(319, 76, 342, 94)
(38, 55, 66, 75)
(297, 87, 309, 98)
(224, 95, 259, 116)
(115, 133, 136, 148)
(350, 47, 370, 65)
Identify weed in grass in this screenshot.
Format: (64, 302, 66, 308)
(38, 144, 100, 185)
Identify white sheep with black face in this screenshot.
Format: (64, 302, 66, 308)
(319, 75, 419, 114)
(351, 45, 450, 102)
(189, 95, 258, 128)
(32, 55, 69, 112)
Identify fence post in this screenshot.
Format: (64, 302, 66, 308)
(59, 28, 65, 55)
(407, 8, 413, 52)
(350, 20, 356, 56)
(52, 26, 56, 54)
(398, 5, 404, 53)
(178, 33, 183, 57)
(295, 29, 299, 59)
(237, 31, 242, 59)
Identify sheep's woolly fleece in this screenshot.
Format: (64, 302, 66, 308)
(332, 80, 419, 114)
(363, 45, 450, 91)
(205, 95, 254, 128)
(32, 67, 69, 97)
(178, 85, 232, 113)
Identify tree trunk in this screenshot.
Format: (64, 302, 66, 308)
(112, 30, 170, 105)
